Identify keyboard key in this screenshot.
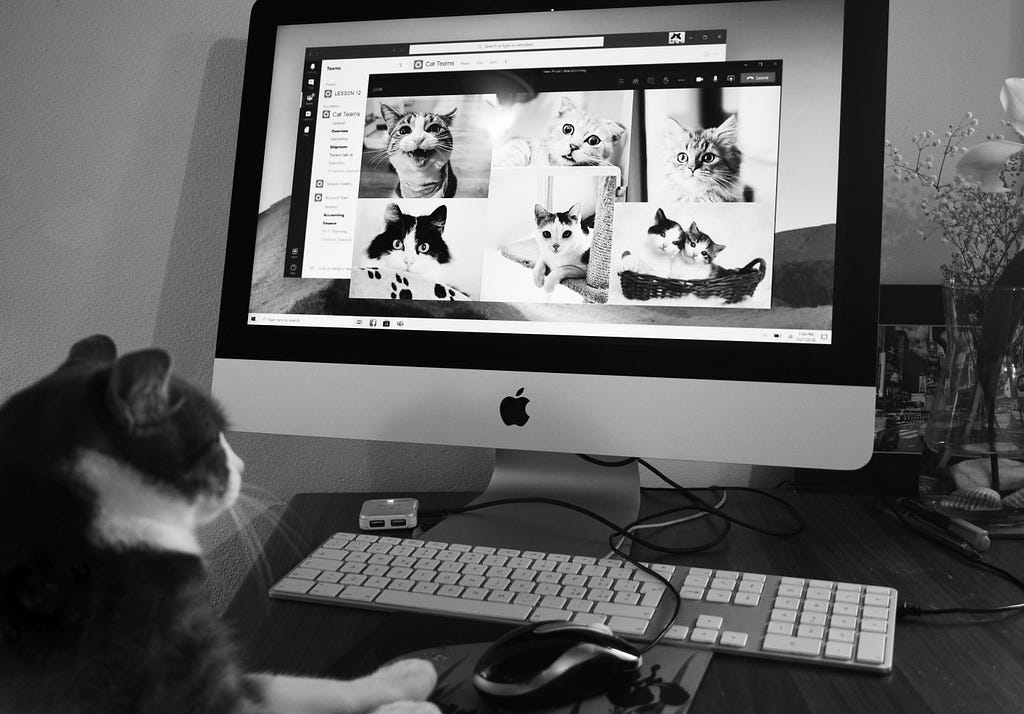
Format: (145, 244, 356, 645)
(289, 567, 320, 580)
(274, 578, 314, 594)
(337, 586, 381, 602)
(593, 603, 656, 620)
(762, 634, 822, 657)
(720, 631, 748, 648)
(665, 625, 690, 641)
(734, 593, 760, 607)
(531, 607, 572, 622)
(856, 633, 887, 664)
(607, 616, 649, 635)
(690, 628, 719, 644)
(824, 641, 854, 660)
(767, 621, 793, 636)
(376, 590, 531, 620)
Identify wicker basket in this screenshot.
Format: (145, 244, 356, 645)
(619, 258, 767, 304)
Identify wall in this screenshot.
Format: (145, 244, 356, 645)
(1, 0, 1021, 612)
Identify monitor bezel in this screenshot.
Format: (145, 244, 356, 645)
(215, 0, 888, 388)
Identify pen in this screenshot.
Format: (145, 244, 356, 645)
(897, 498, 991, 552)
(892, 507, 985, 561)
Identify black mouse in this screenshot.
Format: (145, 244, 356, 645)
(472, 620, 643, 708)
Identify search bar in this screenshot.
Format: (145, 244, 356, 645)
(409, 36, 604, 55)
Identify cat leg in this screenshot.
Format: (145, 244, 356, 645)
(532, 260, 547, 288)
(542, 264, 586, 292)
(248, 658, 437, 714)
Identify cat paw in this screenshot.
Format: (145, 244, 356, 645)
(369, 658, 437, 703)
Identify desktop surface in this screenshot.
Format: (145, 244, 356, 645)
(224, 489, 1024, 713)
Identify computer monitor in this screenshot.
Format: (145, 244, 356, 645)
(213, 0, 887, 554)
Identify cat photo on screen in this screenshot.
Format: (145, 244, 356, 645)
(0, 335, 441, 713)
(359, 95, 495, 199)
(645, 86, 781, 206)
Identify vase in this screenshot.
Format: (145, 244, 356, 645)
(921, 282, 1024, 522)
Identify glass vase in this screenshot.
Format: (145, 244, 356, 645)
(921, 282, 1024, 522)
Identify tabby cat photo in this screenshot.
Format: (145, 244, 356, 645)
(359, 95, 494, 199)
(661, 114, 746, 203)
(0, 335, 439, 713)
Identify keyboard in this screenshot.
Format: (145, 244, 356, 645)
(270, 531, 897, 673)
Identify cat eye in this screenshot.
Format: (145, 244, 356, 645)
(676, 152, 688, 164)
(561, 123, 574, 135)
(398, 126, 412, 134)
(542, 230, 551, 238)
(584, 135, 601, 146)
(425, 123, 442, 133)
(562, 230, 572, 239)
(700, 152, 718, 164)
(417, 243, 430, 254)
(392, 239, 403, 250)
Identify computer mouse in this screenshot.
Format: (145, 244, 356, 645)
(472, 620, 643, 708)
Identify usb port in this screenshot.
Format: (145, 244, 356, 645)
(390, 518, 407, 527)
(369, 519, 385, 528)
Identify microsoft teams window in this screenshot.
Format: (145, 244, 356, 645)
(249, 5, 843, 346)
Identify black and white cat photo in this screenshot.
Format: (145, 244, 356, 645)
(0, 335, 440, 713)
(365, 202, 453, 283)
(359, 95, 495, 199)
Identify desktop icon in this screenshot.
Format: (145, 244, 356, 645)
(499, 388, 530, 427)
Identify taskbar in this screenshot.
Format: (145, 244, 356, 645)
(247, 313, 832, 345)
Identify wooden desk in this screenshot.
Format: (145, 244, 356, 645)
(223, 490, 1024, 713)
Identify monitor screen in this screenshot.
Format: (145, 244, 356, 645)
(214, 0, 886, 476)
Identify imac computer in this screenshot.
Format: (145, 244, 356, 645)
(213, 0, 888, 555)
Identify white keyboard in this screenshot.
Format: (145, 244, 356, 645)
(271, 531, 898, 673)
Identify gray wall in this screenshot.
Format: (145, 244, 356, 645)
(1, 0, 1022, 612)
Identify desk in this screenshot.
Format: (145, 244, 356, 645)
(223, 490, 1024, 713)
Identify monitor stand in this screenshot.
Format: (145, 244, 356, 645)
(422, 450, 641, 558)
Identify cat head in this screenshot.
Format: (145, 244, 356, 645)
(0, 335, 243, 556)
(675, 221, 726, 263)
(664, 114, 742, 199)
(543, 97, 626, 166)
(534, 202, 589, 254)
(646, 208, 686, 255)
(380, 103, 457, 169)
(366, 203, 451, 276)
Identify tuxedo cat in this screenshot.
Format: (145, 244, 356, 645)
(671, 220, 726, 280)
(662, 115, 745, 203)
(495, 97, 626, 167)
(365, 203, 452, 284)
(532, 202, 592, 293)
(0, 335, 439, 714)
(619, 208, 684, 277)
(379, 104, 458, 199)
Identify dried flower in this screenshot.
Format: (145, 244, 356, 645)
(885, 78, 1024, 288)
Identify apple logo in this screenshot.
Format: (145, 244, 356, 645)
(499, 387, 530, 427)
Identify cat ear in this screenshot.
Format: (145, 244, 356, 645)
(379, 103, 401, 132)
(688, 221, 701, 234)
(106, 349, 173, 432)
(603, 120, 627, 143)
(428, 204, 447, 229)
(557, 97, 579, 116)
(384, 203, 402, 224)
(534, 204, 552, 226)
(715, 115, 739, 142)
(440, 108, 457, 124)
(665, 116, 687, 142)
(66, 334, 117, 365)
(654, 208, 667, 223)
(566, 203, 582, 222)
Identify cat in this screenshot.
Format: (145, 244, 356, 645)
(0, 335, 440, 714)
(662, 114, 745, 202)
(365, 203, 452, 284)
(532, 202, 592, 293)
(619, 208, 685, 277)
(379, 103, 458, 199)
(494, 96, 626, 167)
(671, 220, 727, 280)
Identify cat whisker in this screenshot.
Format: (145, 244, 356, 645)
(226, 506, 275, 611)
(235, 490, 307, 560)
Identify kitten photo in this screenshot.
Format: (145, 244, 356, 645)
(365, 203, 452, 283)
(662, 115, 745, 203)
(671, 220, 726, 280)
(0, 335, 439, 713)
(495, 96, 626, 167)
(532, 202, 592, 293)
(619, 207, 684, 278)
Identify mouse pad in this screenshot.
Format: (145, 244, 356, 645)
(360, 615, 712, 713)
